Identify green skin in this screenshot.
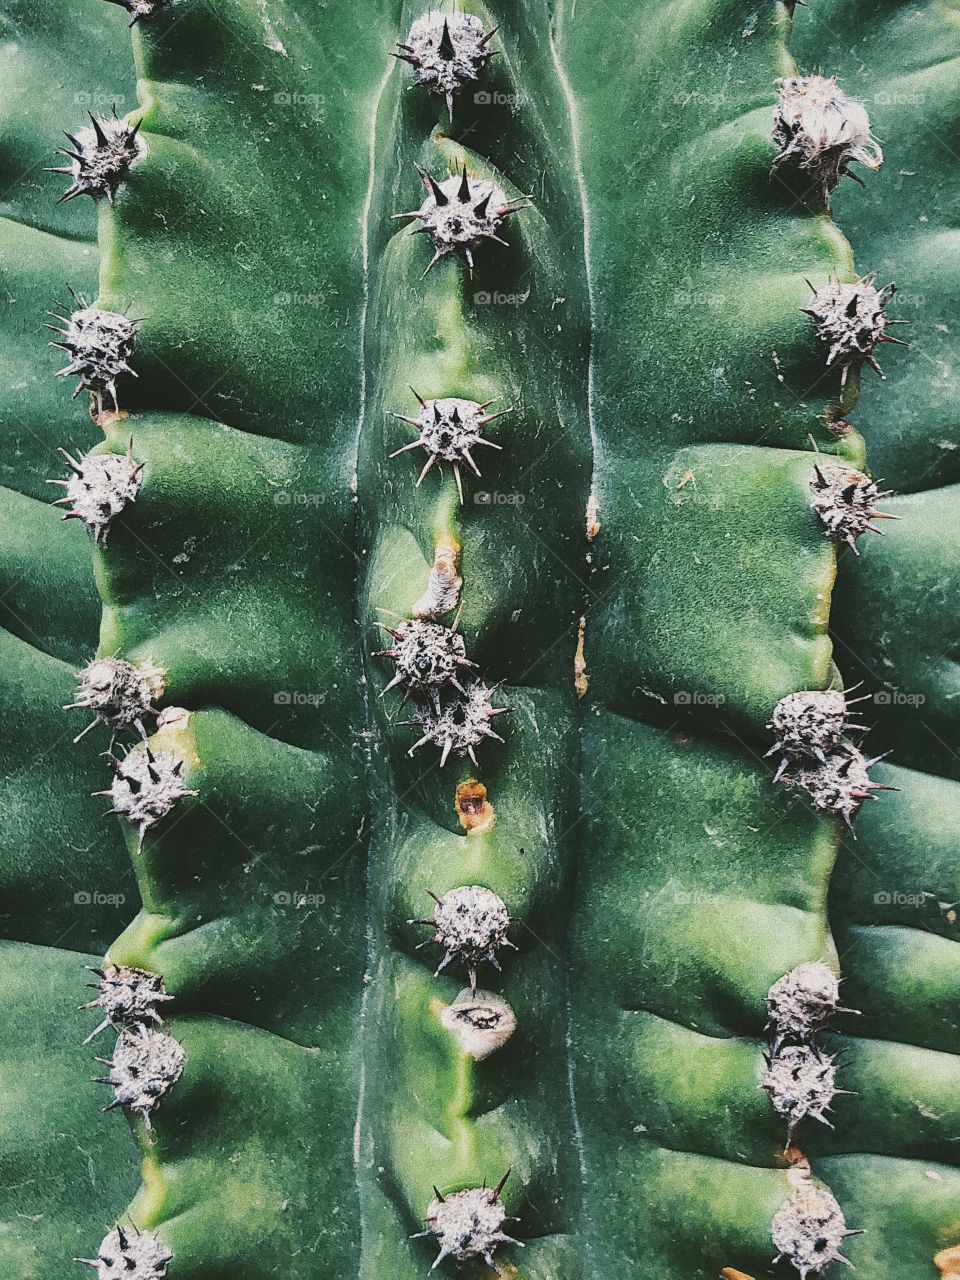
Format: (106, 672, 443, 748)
(1, 0, 959, 1278)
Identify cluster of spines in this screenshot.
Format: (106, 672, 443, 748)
(66, 655, 165, 744)
(411, 885, 517, 993)
(773, 74, 883, 205)
(47, 291, 139, 417)
(48, 442, 144, 544)
(41, 57, 182, 1272)
(386, 15, 530, 1273)
(394, 163, 530, 277)
(376, 612, 510, 766)
(412, 1169, 521, 1271)
(764, 963, 861, 1274)
(388, 388, 508, 503)
(767, 689, 893, 829)
(97, 742, 196, 846)
(76, 1223, 172, 1279)
(803, 275, 906, 391)
(393, 10, 498, 121)
(46, 107, 143, 205)
(809, 461, 898, 555)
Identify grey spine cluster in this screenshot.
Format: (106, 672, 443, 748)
(768, 688, 890, 828)
(411, 1171, 521, 1271)
(77, 1224, 172, 1279)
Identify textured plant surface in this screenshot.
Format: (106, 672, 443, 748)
(1, 1, 958, 1279)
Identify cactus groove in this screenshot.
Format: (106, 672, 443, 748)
(1, 1, 958, 1279)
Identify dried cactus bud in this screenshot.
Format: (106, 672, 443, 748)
(100, 744, 197, 843)
(102, 0, 171, 25)
(47, 108, 144, 204)
(77, 1224, 172, 1279)
(412, 538, 462, 618)
(772, 1183, 860, 1279)
(48, 445, 143, 544)
(95, 1026, 184, 1129)
(412, 885, 516, 992)
(67, 656, 165, 743)
(773, 75, 882, 202)
(766, 689, 853, 780)
(389, 391, 507, 503)
(440, 989, 517, 1059)
(412, 1171, 522, 1270)
(395, 166, 529, 277)
(376, 617, 475, 711)
(809, 462, 897, 554)
(780, 744, 889, 829)
(406, 680, 510, 766)
(761, 1043, 846, 1142)
(394, 11, 497, 120)
(81, 964, 174, 1044)
(47, 297, 138, 414)
(766, 961, 849, 1048)
(803, 276, 904, 390)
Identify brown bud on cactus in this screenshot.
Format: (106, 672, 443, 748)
(81, 963, 174, 1044)
(440, 989, 517, 1059)
(809, 462, 898, 554)
(46, 107, 144, 204)
(411, 1171, 522, 1270)
(412, 538, 462, 619)
(405, 680, 511, 766)
(375, 616, 476, 712)
(48, 444, 143, 543)
(771, 1183, 861, 1279)
(773, 75, 882, 203)
(47, 295, 138, 414)
(77, 1224, 172, 1279)
(66, 656, 165, 743)
(412, 885, 517, 993)
(389, 390, 508, 503)
(98, 744, 197, 844)
(803, 275, 906, 390)
(766, 962, 857, 1050)
(94, 1026, 184, 1129)
(394, 166, 530, 277)
(761, 1043, 849, 1144)
(394, 11, 497, 121)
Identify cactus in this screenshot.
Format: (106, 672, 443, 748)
(1, 2, 958, 1279)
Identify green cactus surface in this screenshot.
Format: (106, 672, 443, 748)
(1, 1, 958, 1279)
